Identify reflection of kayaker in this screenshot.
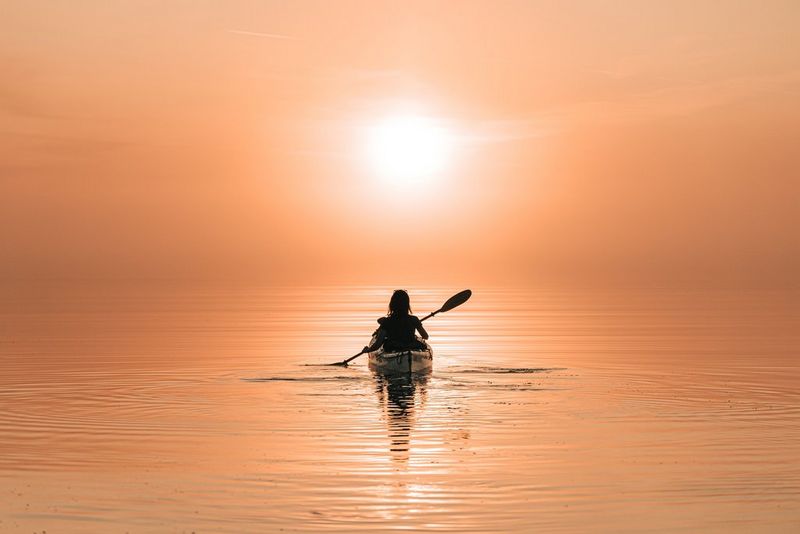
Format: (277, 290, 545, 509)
(365, 289, 429, 353)
(374, 371, 429, 464)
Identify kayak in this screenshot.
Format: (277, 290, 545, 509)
(367, 336, 433, 374)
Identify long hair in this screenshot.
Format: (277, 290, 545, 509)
(388, 289, 412, 316)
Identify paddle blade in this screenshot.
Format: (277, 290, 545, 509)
(439, 289, 472, 313)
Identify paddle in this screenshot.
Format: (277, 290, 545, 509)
(328, 289, 472, 367)
(420, 289, 472, 321)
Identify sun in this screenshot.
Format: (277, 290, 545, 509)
(364, 115, 454, 184)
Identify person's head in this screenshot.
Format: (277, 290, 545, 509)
(388, 289, 412, 316)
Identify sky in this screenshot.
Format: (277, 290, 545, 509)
(1, 0, 798, 287)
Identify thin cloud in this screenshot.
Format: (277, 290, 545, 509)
(560, 69, 800, 125)
(227, 29, 294, 40)
(457, 119, 558, 145)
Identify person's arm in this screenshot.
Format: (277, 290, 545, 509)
(363, 328, 386, 353)
(415, 317, 429, 340)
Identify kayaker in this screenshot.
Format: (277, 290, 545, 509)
(364, 290, 429, 353)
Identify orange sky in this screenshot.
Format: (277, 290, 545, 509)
(1, 1, 798, 286)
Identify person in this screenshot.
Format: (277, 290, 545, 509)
(364, 290, 429, 353)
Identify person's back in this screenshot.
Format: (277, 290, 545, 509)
(368, 289, 429, 352)
(378, 313, 424, 349)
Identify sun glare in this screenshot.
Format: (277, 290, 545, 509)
(365, 115, 453, 184)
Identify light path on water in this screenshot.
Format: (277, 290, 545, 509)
(0, 284, 798, 532)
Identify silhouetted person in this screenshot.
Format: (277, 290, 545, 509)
(364, 290, 429, 353)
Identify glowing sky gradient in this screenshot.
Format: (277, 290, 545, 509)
(1, 1, 798, 286)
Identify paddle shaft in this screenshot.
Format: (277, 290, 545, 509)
(341, 347, 369, 365)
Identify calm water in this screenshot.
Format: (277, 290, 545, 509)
(1, 285, 798, 532)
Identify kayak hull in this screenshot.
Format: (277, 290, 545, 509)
(367, 338, 433, 374)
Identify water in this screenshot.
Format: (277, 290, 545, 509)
(1, 285, 798, 532)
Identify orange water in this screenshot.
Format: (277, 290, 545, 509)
(1, 285, 798, 532)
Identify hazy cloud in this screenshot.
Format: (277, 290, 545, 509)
(227, 29, 294, 40)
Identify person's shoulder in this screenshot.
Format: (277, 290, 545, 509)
(377, 316, 388, 325)
(409, 314, 422, 325)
